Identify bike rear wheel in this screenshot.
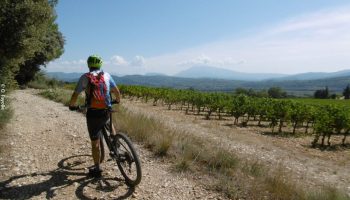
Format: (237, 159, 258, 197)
(114, 133, 142, 187)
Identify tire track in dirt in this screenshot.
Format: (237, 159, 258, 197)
(0, 89, 227, 200)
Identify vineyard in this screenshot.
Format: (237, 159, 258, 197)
(118, 85, 350, 147)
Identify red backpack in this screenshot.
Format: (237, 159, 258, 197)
(85, 71, 108, 109)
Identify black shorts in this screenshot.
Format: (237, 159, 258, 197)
(86, 109, 109, 141)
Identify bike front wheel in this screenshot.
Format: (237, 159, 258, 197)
(114, 133, 142, 187)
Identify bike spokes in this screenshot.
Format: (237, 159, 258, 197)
(113, 133, 142, 186)
(117, 139, 138, 179)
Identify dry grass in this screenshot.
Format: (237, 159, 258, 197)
(113, 105, 174, 157)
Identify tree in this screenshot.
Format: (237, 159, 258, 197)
(235, 87, 249, 95)
(343, 84, 350, 99)
(267, 87, 287, 98)
(15, 22, 64, 85)
(0, 0, 64, 87)
(314, 86, 329, 99)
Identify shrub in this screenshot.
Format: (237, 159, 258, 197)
(28, 72, 63, 89)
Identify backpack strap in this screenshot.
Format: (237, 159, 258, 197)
(84, 72, 93, 107)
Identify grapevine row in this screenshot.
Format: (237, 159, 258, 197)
(118, 85, 350, 147)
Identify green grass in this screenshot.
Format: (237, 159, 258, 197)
(63, 83, 77, 90)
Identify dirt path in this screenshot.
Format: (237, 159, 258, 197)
(123, 99, 350, 195)
(0, 90, 227, 200)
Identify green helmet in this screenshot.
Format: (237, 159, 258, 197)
(87, 54, 103, 68)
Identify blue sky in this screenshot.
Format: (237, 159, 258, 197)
(48, 0, 350, 75)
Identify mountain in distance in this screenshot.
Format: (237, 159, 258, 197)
(45, 71, 350, 96)
(112, 74, 350, 96)
(45, 72, 168, 82)
(175, 66, 287, 81)
(45, 72, 83, 82)
(46, 67, 350, 82)
(175, 66, 350, 81)
(144, 72, 168, 76)
(273, 69, 350, 81)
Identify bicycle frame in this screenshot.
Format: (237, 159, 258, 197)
(100, 110, 119, 160)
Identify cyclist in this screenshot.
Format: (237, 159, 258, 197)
(69, 54, 121, 178)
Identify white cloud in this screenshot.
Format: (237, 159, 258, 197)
(270, 7, 350, 35)
(46, 59, 86, 72)
(110, 55, 129, 66)
(110, 55, 145, 67)
(130, 55, 145, 67)
(47, 55, 147, 75)
(105, 55, 147, 75)
(56, 59, 85, 65)
(60, 61, 71, 65)
(177, 55, 211, 66)
(177, 55, 244, 67)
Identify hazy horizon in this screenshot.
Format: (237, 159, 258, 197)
(44, 66, 350, 78)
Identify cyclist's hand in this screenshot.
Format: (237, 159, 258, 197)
(111, 99, 120, 104)
(69, 105, 76, 111)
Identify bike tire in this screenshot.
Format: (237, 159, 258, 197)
(114, 133, 142, 187)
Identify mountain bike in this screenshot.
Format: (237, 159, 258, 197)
(70, 101, 142, 187)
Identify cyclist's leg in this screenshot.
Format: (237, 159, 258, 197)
(86, 109, 109, 174)
(91, 138, 101, 168)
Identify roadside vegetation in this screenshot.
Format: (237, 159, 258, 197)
(36, 84, 349, 200)
(28, 72, 64, 89)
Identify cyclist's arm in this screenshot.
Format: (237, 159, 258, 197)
(69, 75, 87, 107)
(108, 73, 121, 103)
(69, 92, 79, 107)
(111, 86, 121, 103)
